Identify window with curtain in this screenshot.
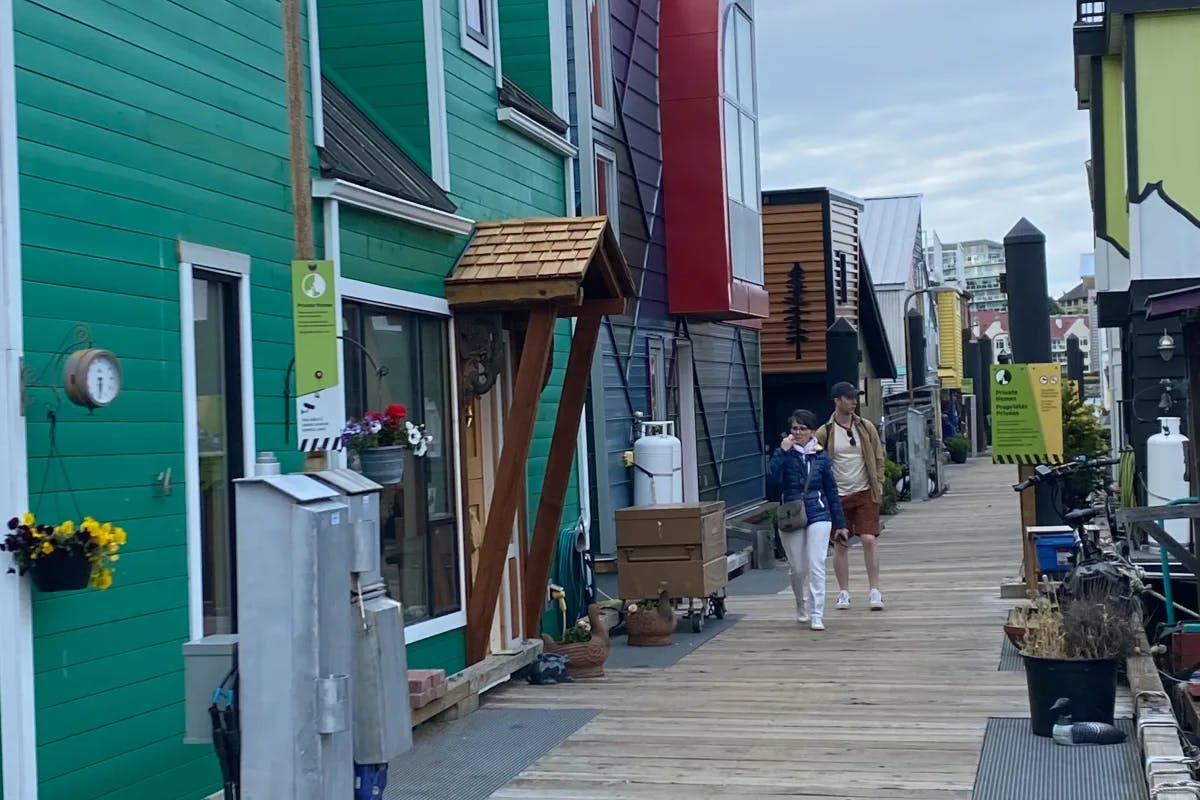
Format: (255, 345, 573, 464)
(722, 6, 759, 210)
(588, 0, 614, 120)
(343, 300, 461, 626)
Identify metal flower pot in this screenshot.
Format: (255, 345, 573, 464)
(358, 445, 407, 486)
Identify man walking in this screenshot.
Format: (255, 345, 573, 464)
(817, 382, 886, 611)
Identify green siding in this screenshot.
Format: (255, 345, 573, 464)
(338, 206, 464, 293)
(16, 0, 313, 797)
(407, 628, 467, 674)
(318, 0, 431, 169)
(1100, 55, 1128, 252)
(441, 0, 565, 221)
(499, 0, 553, 109)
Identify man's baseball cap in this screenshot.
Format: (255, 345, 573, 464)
(830, 381, 861, 399)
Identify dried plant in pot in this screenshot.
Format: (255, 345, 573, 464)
(1016, 586, 1142, 737)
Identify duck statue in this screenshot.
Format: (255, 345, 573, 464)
(1050, 697, 1128, 746)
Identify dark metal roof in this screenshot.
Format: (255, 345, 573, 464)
(858, 251, 898, 380)
(1145, 284, 1200, 321)
(319, 75, 457, 213)
(499, 76, 569, 136)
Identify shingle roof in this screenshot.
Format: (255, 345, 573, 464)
(860, 194, 924, 287)
(1058, 276, 1095, 302)
(319, 74, 457, 213)
(445, 217, 634, 310)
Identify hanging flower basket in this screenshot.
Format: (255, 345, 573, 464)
(358, 445, 407, 486)
(341, 404, 435, 486)
(30, 549, 92, 592)
(2, 513, 126, 592)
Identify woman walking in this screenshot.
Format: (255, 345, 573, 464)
(769, 409, 848, 631)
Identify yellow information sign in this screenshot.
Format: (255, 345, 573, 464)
(990, 363, 1063, 465)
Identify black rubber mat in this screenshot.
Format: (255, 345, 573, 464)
(606, 613, 741, 669)
(973, 717, 1144, 800)
(999, 635, 1025, 671)
(384, 707, 598, 800)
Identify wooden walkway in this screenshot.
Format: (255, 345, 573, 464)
(485, 460, 1045, 799)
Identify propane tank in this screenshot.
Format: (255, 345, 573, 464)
(632, 421, 683, 506)
(1147, 416, 1191, 545)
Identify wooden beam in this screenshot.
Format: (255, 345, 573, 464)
(465, 306, 558, 664)
(521, 305, 604, 635)
(1137, 519, 1200, 585)
(562, 296, 628, 317)
(1017, 466, 1039, 593)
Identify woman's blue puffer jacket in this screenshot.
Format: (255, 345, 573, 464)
(768, 446, 846, 530)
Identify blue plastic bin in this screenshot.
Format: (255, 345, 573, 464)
(1034, 532, 1075, 573)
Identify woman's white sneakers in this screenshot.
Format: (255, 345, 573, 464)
(796, 609, 810, 623)
(810, 616, 825, 631)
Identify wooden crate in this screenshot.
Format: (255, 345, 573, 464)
(614, 502, 728, 599)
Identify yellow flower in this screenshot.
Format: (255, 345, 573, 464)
(110, 554, 119, 562)
(96, 569, 112, 590)
(59, 520, 74, 535)
(93, 529, 110, 547)
(22, 512, 34, 526)
(40, 541, 53, 555)
(107, 543, 118, 554)
(113, 528, 126, 546)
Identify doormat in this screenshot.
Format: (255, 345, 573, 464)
(384, 707, 598, 800)
(973, 717, 1144, 800)
(999, 636, 1025, 671)
(606, 614, 740, 670)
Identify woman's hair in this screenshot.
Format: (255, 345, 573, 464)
(788, 409, 818, 430)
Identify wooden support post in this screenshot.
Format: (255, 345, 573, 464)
(465, 307, 557, 664)
(522, 305, 604, 635)
(1018, 465, 1040, 593)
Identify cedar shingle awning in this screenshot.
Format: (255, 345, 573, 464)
(445, 216, 634, 314)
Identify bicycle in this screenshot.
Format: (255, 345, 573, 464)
(1012, 455, 1122, 564)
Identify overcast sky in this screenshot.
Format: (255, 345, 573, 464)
(755, 0, 1092, 296)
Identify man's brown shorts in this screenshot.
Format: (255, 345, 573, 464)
(837, 489, 881, 541)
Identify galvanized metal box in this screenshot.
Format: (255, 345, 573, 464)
(182, 634, 239, 745)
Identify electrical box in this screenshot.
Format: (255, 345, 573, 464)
(312, 468, 384, 583)
(234, 468, 354, 800)
(181, 633, 238, 745)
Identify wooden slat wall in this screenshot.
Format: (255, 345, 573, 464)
(829, 198, 860, 325)
(762, 202, 828, 374)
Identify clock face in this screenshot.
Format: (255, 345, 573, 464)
(86, 355, 121, 406)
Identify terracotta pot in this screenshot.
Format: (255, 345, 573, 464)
(31, 550, 92, 592)
(358, 445, 407, 485)
(626, 608, 676, 647)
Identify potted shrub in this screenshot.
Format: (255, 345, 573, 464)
(945, 434, 970, 464)
(1015, 587, 1140, 737)
(540, 603, 610, 679)
(1, 513, 126, 592)
(340, 404, 433, 486)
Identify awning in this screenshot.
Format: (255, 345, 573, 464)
(445, 216, 634, 314)
(1145, 284, 1200, 321)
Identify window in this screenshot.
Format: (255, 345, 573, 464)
(460, 0, 494, 64)
(721, 6, 758, 209)
(342, 301, 461, 627)
(194, 273, 244, 636)
(594, 144, 618, 234)
(587, 0, 614, 122)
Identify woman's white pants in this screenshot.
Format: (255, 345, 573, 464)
(779, 521, 832, 619)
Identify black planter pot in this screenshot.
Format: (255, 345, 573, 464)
(1023, 655, 1118, 737)
(31, 551, 92, 592)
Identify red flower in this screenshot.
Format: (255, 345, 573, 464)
(385, 404, 407, 420)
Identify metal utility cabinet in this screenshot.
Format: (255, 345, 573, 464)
(615, 501, 728, 600)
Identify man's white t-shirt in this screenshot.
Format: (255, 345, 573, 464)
(830, 422, 869, 497)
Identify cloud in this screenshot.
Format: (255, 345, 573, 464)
(755, 0, 1093, 295)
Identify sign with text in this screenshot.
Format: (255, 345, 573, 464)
(291, 259, 344, 451)
(962, 377, 975, 396)
(990, 363, 1063, 465)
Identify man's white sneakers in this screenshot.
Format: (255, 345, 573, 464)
(870, 588, 884, 610)
(836, 590, 851, 610)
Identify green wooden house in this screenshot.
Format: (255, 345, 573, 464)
(0, 0, 599, 797)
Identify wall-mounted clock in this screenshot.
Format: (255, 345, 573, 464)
(64, 348, 122, 409)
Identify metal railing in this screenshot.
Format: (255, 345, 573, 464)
(1077, 0, 1105, 26)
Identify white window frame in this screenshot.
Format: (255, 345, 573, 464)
(721, 4, 759, 211)
(338, 279, 467, 645)
(586, 0, 615, 126)
(593, 142, 619, 236)
(179, 242, 256, 641)
(459, 0, 496, 66)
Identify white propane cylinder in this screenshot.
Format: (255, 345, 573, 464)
(1147, 416, 1191, 545)
(632, 422, 683, 506)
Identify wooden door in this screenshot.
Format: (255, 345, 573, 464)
(462, 346, 524, 657)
